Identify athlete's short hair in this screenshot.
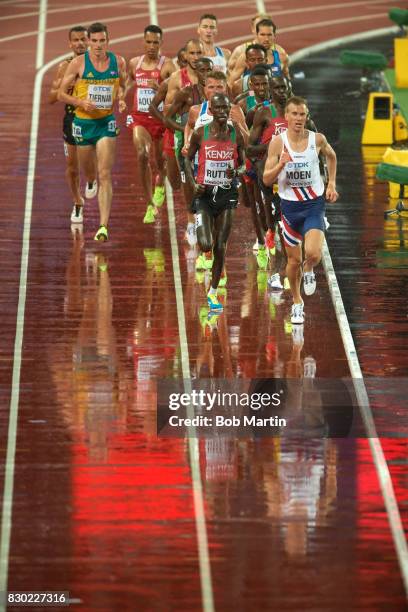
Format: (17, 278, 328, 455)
(256, 19, 277, 34)
(144, 24, 163, 38)
(199, 14, 217, 23)
(69, 26, 87, 39)
(210, 92, 230, 106)
(87, 22, 108, 37)
(250, 66, 269, 78)
(196, 57, 213, 68)
(205, 70, 227, 82)
(251, 13, 272, 24)
(185, 38, 202, 50)
(285, 95, 308, 111)
(245, 43, 267, 57)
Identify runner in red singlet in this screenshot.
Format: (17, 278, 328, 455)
(125, 25, 176, 223)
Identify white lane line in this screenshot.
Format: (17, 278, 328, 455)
(0, 0, 394, 44)
(216, 10, 394, 48)
(0, 2, 48, 607)
(290, 36, 408, 595)
(321, 243, 408, 595)
(149, 0, 158, 25)
(255, 0, 266, 13)
(0, 0, 146, 21)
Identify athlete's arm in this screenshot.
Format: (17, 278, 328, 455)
(162, 58, 177, 80)
(148, 79, 168, 123)
(247, 107, 268, 158)
(183, 105, 199, 152)
(185, 129, 205, 195)
(227, 54, 246, 88)
(49, 60, 69, 104)
(164, 87, 189, 132)
(230, 104, 249, 143)
(117, 55, 127, 113)
(228, 42, 245, 73)
(165, 71, 181, 105)
(227, 126, 246, 179)
(231, 78, 243, 99)
(123, 57, 137, 100)
(277, 45, 290, 79)
(263, 135, 288, 186)
(317, 133, 338, 202)
(58, 55, 96, 112)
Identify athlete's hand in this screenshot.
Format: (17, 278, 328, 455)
(118, 99, 127, 113)
(181, 145, 189, 156)
(279, 147, 291, 167)
(194, 183, 205, 196)
(147, 79, 159, 91)
(80, 99, 97, 112)
(326, 182, 339, 203)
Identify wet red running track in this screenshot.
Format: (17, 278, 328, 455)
(0, 1, 407, 610)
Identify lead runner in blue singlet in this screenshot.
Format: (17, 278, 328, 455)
(263, 96, 338, 326)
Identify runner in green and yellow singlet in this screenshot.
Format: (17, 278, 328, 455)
(59, 22, 127, 241)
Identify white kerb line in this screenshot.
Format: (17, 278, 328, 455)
(0, 1, 48, 609)
(148, 0, 214, 610)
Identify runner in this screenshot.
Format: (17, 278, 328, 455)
(185, 93, 246, 313)
(164, 57, 213, 242)
(49, 26, 97, 224)
(59, 22, 127, 241)
(197, 14, 231, 73)
(148, 46, 187, 191)
(228, 44, 267, 96)
(263, 96, 338, 324)
(228, 13, 271, 72)
(125, 25, 176, 223)
(165, 38, 202, 105)
(233, 19, 290, 82)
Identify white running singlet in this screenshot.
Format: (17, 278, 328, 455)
(278, 130, 324, 202)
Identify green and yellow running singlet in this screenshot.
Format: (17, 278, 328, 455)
(75, 51, 120, 120)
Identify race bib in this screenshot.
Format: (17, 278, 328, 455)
(204, 160, 234, 186)
(88, 84, 114, 109)
(136, 87, 154, 113)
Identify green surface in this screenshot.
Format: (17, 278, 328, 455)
(377, 162, 408, 183)
(388, 8, 408, 27)
(340, 49, 387, 70)
(385, 68, 408, 121)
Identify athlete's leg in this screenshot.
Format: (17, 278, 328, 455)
(132, 126, 153, 203)
(196, 208, 213, 253)
(165, 154, 181, 190)
(95, 136, 116, 227)
(152, 137, 165, 188)
(211, 208, 234, 290)
(65, 143, 82, 205)
(303, 228, 324, 272)
(285, 243, 303, 303)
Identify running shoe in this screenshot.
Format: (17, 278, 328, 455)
(218, 273, 227, 288)
(70, 204, 83, 224)
(303, 270, 316, 296)
(268, 272, 283, 291)
(185, 222, 197, 246)
(143, 204, 157, 224)
(152, 185, 166, 208)
(94, 225, 108, 242)
(85, 180, 98, 199)
(207, 292, 223, 313)
(203, 252, 214, 270)
(265, 228, 275, 250)
(256, 245, 269, 270)
(269, 291, 284, 306)
(291, 301, 304, 325)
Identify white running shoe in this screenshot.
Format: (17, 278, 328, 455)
(252, 239, 260, 252)
(85, 180, 98, 199)
(268, 272, 284, 291)
(185, 222, 197, 246)
(291, 301, 304, 325)
(70, 204, 83, 224)
(303, 270, 316, 296)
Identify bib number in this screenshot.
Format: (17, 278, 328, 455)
(88, 84, 114, 110)
(136, 87, 154, 113)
